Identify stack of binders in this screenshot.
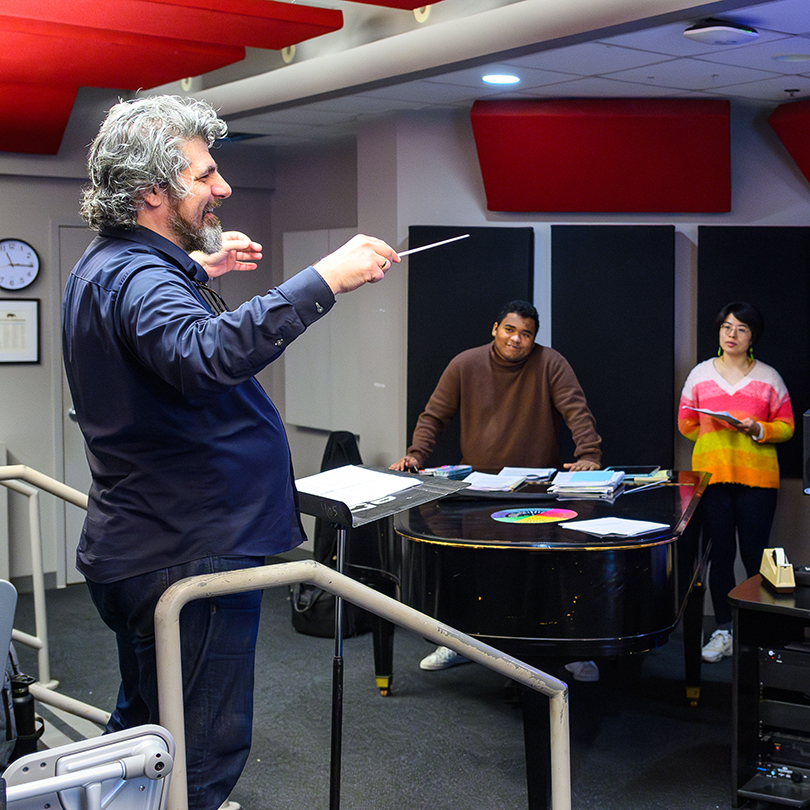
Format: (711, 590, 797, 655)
(548, 469, 626, 499)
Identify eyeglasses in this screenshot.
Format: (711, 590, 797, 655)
(720, 322, 750, 336)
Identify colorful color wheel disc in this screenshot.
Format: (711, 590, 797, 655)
(491, 508, 578, 524)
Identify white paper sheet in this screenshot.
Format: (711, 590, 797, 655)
(296, 465, 421, 508)
(560, 517, 669, 537)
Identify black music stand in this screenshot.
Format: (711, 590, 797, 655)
(296, 466, 467, 810)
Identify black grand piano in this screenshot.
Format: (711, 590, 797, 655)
(345, 469, 709, 809)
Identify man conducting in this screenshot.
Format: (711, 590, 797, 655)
(390, 299, 602, 680)
(62, 95, 399, 810)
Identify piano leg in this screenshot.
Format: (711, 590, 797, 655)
(677, 505, 707, 707)
(683, 575, 705, 707)
(358, 575, 397, 696)
(520, 684, 552, 810)
(372, 614, 395, 696)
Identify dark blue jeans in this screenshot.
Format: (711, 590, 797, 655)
(701, 483, 778, 626)
(87, 555, 265, 810)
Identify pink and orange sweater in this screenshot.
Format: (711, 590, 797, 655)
(678, 358, 793, 489)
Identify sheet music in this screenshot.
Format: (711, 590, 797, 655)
(296, 464, 421, 508)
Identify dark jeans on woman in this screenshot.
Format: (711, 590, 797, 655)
(701, 483, 778, 626)
(87, 554, 265, 810)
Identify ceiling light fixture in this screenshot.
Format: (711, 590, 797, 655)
(483, 74, 520, 85)
(683, 18, 759, 46)
(773, 54, 810, 63)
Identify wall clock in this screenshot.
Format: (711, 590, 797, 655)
(0, 239, 40, 290)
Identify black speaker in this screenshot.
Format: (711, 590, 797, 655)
(803, 410, 810, 494)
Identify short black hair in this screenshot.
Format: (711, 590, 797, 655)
(715, 301, 764, 345)
(496, 300, 539, 336)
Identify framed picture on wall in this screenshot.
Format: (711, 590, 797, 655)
(0, 299, 39, 363)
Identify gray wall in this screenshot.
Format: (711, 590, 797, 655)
(1, 94, 810, 587)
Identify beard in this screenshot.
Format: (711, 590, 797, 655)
(167, 198, 223, 254)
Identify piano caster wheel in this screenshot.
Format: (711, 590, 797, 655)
(376, 676, 392, 697)
(686, 686, 700, 707)
(379, 687, 391, 697)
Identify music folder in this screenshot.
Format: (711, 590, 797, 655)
(295, 464, 468, 527)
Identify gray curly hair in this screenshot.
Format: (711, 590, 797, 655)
(81, 95, 228, 231)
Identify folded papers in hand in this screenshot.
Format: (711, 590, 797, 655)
(685, 407, 741, 427)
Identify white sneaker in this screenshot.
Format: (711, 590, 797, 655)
(218, 803, 241, 810)
(702, 629, 733, 663)
(564, 660, 600, 682)
(419, 645, 470, 671)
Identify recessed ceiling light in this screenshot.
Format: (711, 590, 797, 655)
(773, 54, 810, 63)
(683, 18, 759, 46)
(482, 74, 520, 85)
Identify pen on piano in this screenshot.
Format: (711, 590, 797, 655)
(624, 480, 695, 494)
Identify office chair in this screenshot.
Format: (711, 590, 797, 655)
(2, 724, 174, 810)
(0, 580, 174, 810)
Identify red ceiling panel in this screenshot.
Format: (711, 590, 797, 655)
(2, 0, 342, 50)
(0, 0, 344, 153)
(470, 98, 731, 213)
(0, 25, 244, 87)
(341, 1, 446, 8)
(0, 83, 78, 154)
(768, 99, 810, 186)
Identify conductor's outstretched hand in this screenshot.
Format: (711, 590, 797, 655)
(314, 234, 400, 294)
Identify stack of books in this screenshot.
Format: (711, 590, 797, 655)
(548, 469, 626, 499)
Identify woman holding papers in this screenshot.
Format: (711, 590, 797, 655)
(678, 302, 793, 664)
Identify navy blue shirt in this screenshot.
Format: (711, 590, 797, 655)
(62, 225, 335, 583)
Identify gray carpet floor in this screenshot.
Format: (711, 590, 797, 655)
(11, 577, 735, 810)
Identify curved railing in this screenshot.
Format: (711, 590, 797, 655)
(0, 465, 572, 809)
(155, 560, 571, 810)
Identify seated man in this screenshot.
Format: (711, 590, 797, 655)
(391, 299, 602, 682)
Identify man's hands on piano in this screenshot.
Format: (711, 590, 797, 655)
(563, 459, 601, 471)
(390, 455, 420, 472)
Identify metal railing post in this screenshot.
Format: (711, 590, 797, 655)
(0, 466, 96, 709)
(0, 478, 56, 687)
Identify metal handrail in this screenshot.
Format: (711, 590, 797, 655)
(0, 465, 109, 727)
(0, 465, 89, 509)
(0, 465, 573, 808)
(155, 560, 572, 810)
(0, 463, 89, 687)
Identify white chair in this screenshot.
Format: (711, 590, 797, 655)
(0, 580, 16, 673)
(2, 724, 174, 810)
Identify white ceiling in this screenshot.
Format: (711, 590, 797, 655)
(172, 0, 810, 148)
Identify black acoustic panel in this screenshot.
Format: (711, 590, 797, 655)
(406, 225, 534, 466)
(805, 411, 810, 493)
(697, 226, 810, 480)
(551, 225, 676, 468)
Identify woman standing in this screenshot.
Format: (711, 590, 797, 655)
(678, 302, 793, 663)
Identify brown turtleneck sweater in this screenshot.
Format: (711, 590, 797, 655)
(407, 342, 601, 470)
